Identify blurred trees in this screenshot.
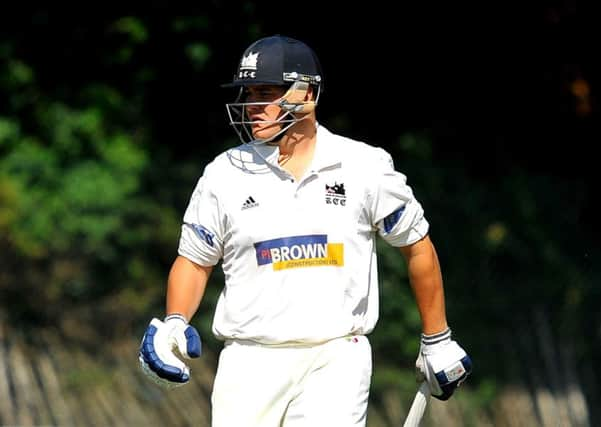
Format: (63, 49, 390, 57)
(0, 49, 179, 338)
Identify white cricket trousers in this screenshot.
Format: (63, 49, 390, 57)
(211, 335, 372, 427)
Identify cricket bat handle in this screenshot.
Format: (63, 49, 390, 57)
(403, 382, 431, 427)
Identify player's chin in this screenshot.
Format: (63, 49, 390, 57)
(252, 124, 282, 140)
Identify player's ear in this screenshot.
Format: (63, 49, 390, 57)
(305, 86, 315, 102)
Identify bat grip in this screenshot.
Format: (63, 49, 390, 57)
(403, 382, 431, 427)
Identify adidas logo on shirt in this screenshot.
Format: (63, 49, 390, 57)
(241, 196, 259, 210)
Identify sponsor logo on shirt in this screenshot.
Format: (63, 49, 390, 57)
(254, 234, 344, 271)
(188, 223, 215, 247)
(325, 182, 346, 206)
(382, 206, 406, 233)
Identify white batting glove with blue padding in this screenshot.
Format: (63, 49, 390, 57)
(415, 327, 472, 401)
(138, 314, 202, 388)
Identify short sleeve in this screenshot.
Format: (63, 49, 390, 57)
(368, 148, 429, 247)
(178, 164, 224, 266)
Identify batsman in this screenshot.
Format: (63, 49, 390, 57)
(139, 34, 472, 426)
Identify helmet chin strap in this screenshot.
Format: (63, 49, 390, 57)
(253, 114, 311, 146)
(278, 81, 316, 113)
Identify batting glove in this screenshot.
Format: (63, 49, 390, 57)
(415, 327, 472, 401)
(138, 314, 202, 388)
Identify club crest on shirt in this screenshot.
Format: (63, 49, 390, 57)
(325, 182, 346, 206)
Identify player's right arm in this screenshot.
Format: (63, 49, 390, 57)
(166, 255, 213, 322)
(137, 256, 213, 389)
(139, 161, 223, 388)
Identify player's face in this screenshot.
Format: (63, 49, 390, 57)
(244, 85, 287, 140)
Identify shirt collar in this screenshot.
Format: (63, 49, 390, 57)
(251, 143, 280, 167)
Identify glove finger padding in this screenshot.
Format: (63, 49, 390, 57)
(173, 322, 202, 359)
(416, 328, 472, 401)
(138, 316, 202, 388)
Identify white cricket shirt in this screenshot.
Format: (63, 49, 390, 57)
(178, 124, 429, 345)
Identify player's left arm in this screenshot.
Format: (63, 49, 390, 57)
(400, 234, 472, 401)
(399, 234, 447, 335)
